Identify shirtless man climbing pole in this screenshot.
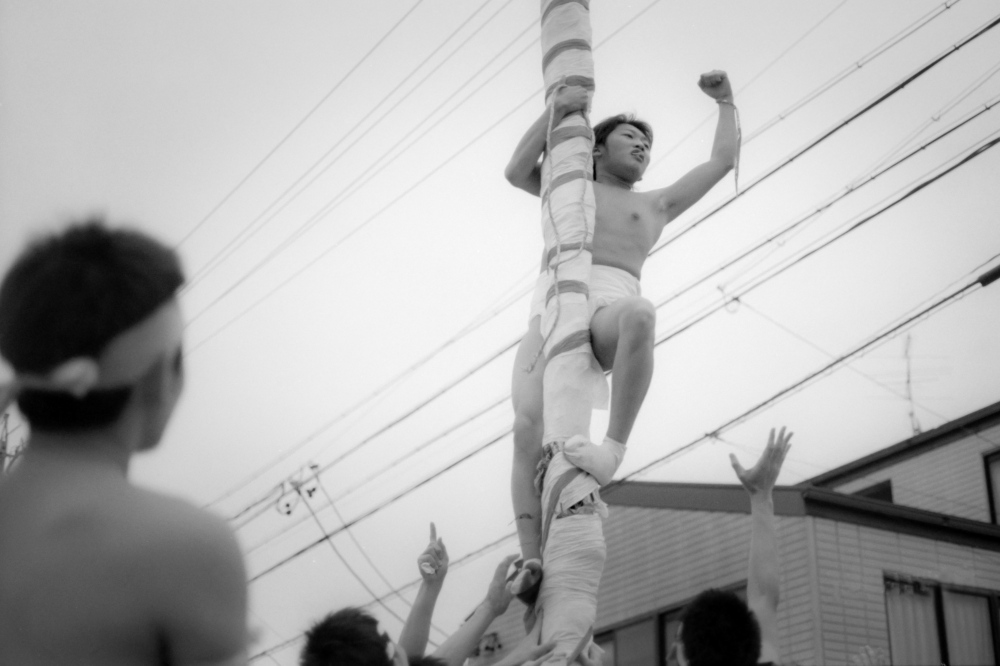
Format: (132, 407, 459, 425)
(505, 71, 741, 599)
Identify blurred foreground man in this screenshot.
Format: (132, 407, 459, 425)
(0, 221, 248, 665)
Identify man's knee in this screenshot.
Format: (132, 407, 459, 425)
(619, 298, 656, 342)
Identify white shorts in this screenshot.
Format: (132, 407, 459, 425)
(528, 264, 641, 323)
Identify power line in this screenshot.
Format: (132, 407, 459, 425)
(248, 531, 518, 663)
(645, 0, 963, 175)
(183, 0, 665, 342)
(241, 399, 512, 555)
(182, 0, 513, 292)
(213, 10, 1000, 560)
(289, 479, 415, 630)
(647, 11, 1000, 260)
(182, 19, 543, 331)
(849, 55, 1000, 186)
(607, 261, 1000, 488)
(222, 96, 1000, 533)
(651, 97, 1000, 311)
(652, 132, 1000, 347)
(192, 3, 976, 520)
(249, 424, 512, 583)
(241, 131, 1000, 582)
(173, 0, 427, 249)
(247, 254, 1000, 585)
(201, 1, 666, 513)
(201, 12, 994, 521)
(238, 395, 511, 541)
(739, 0, 967, 147)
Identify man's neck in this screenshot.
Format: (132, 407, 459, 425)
(26, 427, 133, 476)
(595, 170, 635, 191)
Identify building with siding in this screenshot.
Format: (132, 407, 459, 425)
(472, 399, 1000, 665)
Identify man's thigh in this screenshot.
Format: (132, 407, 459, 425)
(589, 296, 649, 371)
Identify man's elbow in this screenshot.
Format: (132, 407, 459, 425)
(504, 164, 524, 188)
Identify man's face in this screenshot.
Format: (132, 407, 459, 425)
(594, 123, 651, 182)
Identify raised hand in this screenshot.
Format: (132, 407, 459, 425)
(697, 70, 734, 102)
(417, 522, 449, 586)
(552, 81, 590, 118)
(730, 427, 792, 496)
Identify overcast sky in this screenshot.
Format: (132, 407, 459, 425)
(2, 1, 999, 662)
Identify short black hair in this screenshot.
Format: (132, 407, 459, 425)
(678, 589, 761, 666)
(593, 114, 653, 148)
(301, 607, 392, 666)
(592, 114, 653, 178)
(0, 219, 184, 431)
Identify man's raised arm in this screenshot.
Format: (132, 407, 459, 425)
(398, 523, 449, 658)
(730, 426, 792, 665)
(504, 84, 590, 196)
(656, 70, 740, 222)
(431, 554, 521, 666)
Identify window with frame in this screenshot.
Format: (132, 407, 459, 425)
(884, 575, 999, 665)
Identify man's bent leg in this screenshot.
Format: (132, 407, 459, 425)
(564, 297, 655, 484)
(511, 316, 546, 568)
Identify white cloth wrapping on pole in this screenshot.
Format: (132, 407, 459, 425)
(538, 0, 600, 447)
(536, 1, 606, 664)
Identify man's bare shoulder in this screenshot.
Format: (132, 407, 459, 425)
(124, 486, 247, 597)
(0, 477, 246, 665)
(123, 487, 249, 664)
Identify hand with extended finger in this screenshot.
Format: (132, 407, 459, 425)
(729, 426, 792, 497)
(697, 70, 734, 102)
(417, 522, 449, 587)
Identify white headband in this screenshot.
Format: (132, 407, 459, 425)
(0, 298, 183, 402)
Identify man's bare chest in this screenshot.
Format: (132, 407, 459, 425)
(593, 187, 662, 250)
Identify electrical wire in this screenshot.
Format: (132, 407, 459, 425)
(651, 132, 1000, 349)
(849, 56, 1000, 187)
(247, 254, 1000, 585)
(242, 131, 1000, 581)
(182, 0, 517, 292)
(221, 94, 1000, 531)
(290, 480, 415, 630)
(173, 0, 427, 249)
(647, 11, 1000, 260)
(205, 263, 535, 511)
(646, 0, 963, 174)
(248, 531, 518, 663)
(606, 260, 1000, 488)
(183, 0, 664, 341)
(652, 99, 1000, 311)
